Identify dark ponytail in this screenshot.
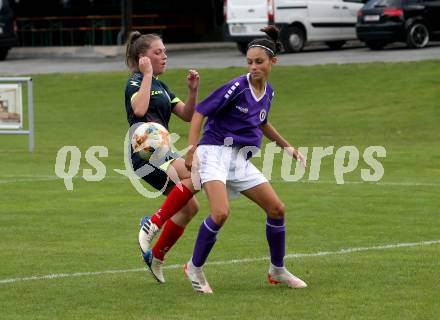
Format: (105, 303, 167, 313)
(125, 31, 161, 73)
(247, 25, 282, 57)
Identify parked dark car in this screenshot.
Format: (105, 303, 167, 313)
(356, 0, 440, 49)
(0, 0, 16, 60)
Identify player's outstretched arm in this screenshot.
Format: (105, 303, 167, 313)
(260, 122, 306, 167)
(173, 70, 200, 122)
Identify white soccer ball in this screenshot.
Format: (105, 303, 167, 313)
(131, 122, 171, 161)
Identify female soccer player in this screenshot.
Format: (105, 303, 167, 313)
(125, 31, 200, 283)
(182, 26, 308, 293)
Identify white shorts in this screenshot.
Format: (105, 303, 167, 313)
(196, 145, 268, 199)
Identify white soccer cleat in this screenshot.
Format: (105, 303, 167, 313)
(183, 260, 213, 294)
(268, 264, 307, 289)
(143, 249, 165, 283)
(138, 216, 160, 254)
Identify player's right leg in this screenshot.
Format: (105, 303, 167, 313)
(185, 180, 229, 294)
(138, 158, 198, 255)
(149, 158, 199, 227)
(138, 178, 196, 253)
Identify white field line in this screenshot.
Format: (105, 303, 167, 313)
(0, 175, 439, 187)
(0, 177, 59, 184)
(1, 239, 439, 285)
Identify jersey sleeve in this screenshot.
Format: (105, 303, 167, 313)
(196, 79, 242, 116)
(161, 81, 181, 110)
(125, 78, 141, 104)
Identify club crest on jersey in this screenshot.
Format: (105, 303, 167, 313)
(259, 109, 267, 122)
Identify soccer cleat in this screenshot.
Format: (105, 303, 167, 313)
(268, 264, 307, 289)
(138, 216, 160, 255)
(183, 260, 213, 294)
(143, 249, 165, 283)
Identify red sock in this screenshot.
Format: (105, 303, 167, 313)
(152, 219, 185, 261)
(151, 184, 193, 229)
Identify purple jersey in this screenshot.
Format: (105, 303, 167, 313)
(196, 73, 274, 149)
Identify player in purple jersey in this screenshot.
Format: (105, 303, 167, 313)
(182, 26, 307, 293)
(139, 26, 307, 290)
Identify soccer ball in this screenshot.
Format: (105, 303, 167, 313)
(131, 122, 171, 161)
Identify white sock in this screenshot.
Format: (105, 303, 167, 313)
(269, 263, 286, 275)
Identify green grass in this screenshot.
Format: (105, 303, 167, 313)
(1, 61, 439, 319)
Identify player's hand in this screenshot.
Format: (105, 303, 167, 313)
(185, 147, 198, 171)
(287, 147, 307, 168)
(138, 56, 153, 75)
(187, 70, 200, 91)
(185, 148, 194, 171)
(295, 150, 307, 168)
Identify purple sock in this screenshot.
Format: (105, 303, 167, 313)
(191, 215, 221, 267)
(266, 217, 285, 267)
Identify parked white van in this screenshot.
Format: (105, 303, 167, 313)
(224, 0, 366, 53)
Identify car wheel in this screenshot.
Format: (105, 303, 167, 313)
(0, 48, 10, 61)
(406, 22, 429, 49)
(236, 42, 248, 55)
(282, 26, 305, 53)
(325, 41, 346, 50)
(365, 41, 387, 50)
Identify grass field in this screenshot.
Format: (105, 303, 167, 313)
(1, 61, 439, 320)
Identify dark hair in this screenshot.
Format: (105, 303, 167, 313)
(247, 25, 282, 57)
(125, 31, 162, 73)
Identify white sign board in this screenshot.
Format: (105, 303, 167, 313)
(0, 84, 23, 129)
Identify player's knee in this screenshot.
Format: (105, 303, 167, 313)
(212, 207, 229, 225)
(268, 201, 285, 219)
(187, 199, 199, 218)
(181, 178, 196, 193)
(178, 170, 191, 181)
(177, 201, 198, 226)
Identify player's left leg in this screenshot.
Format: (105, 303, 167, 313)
(144, 197, 199, 283)
(241, 182, 307, 289)
(153, 197, 199, 261)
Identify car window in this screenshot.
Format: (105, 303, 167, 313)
(364, 0, 402, 8)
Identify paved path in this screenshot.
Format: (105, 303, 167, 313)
(1, 42, 439, 75)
